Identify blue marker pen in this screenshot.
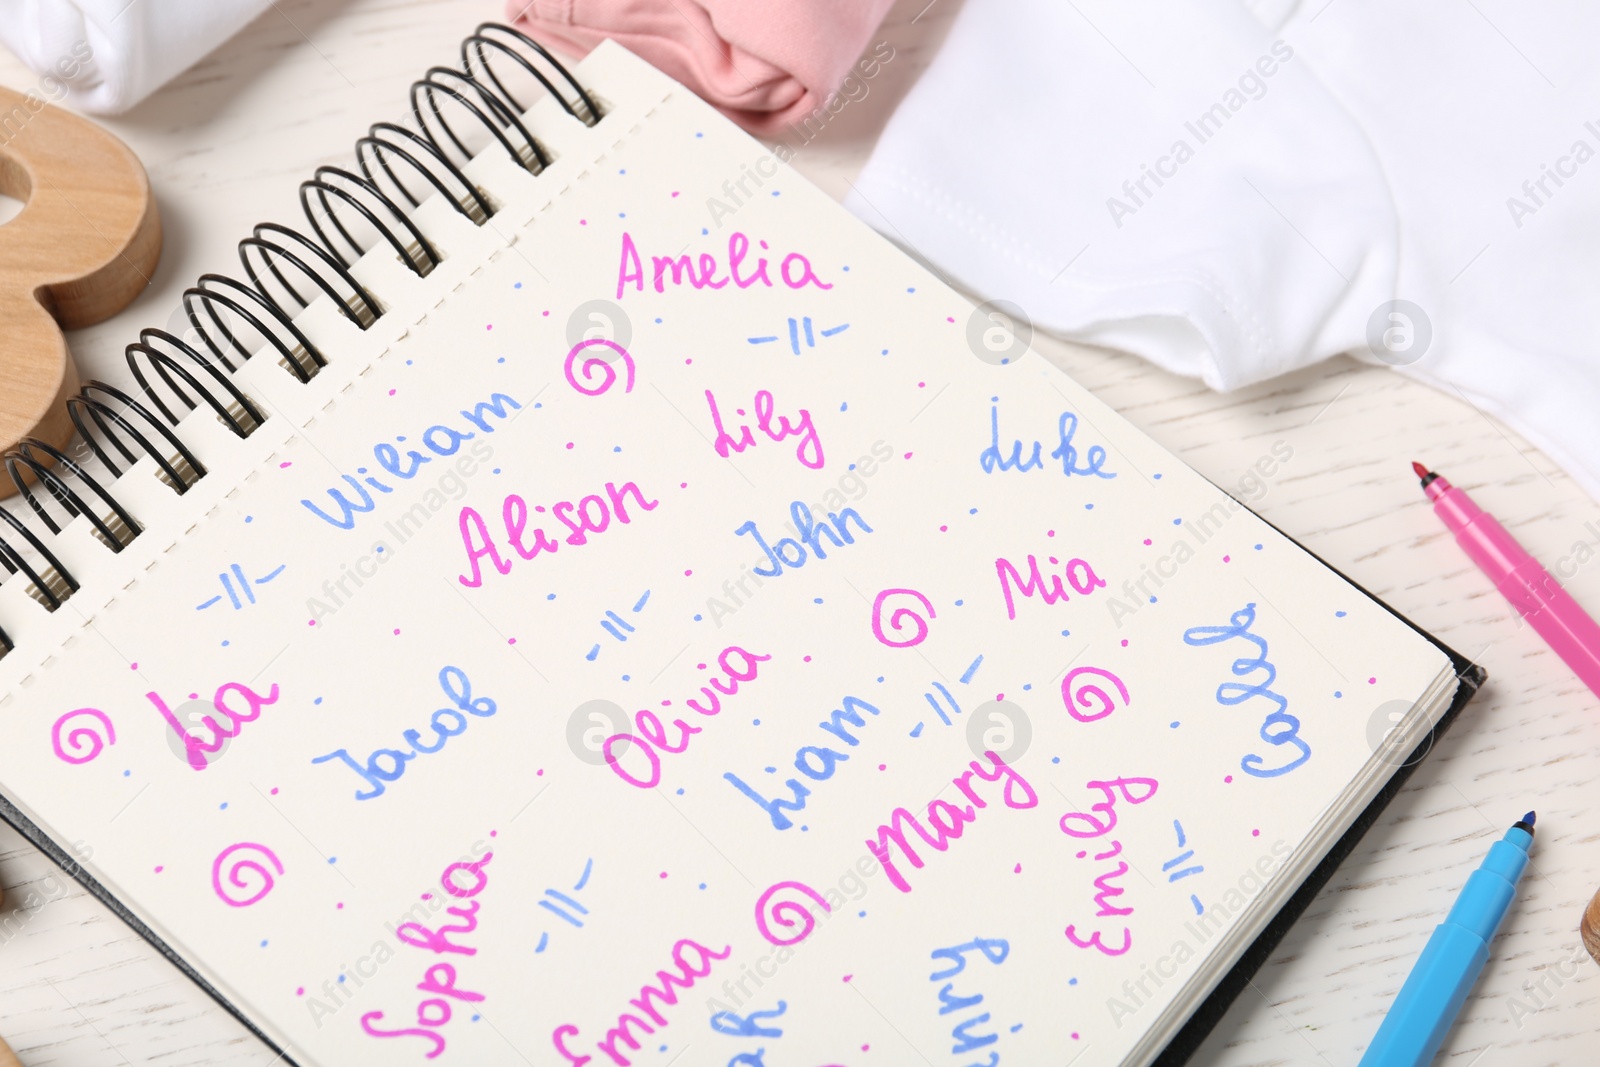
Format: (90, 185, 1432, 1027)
(1358, 812, 1536, 1066)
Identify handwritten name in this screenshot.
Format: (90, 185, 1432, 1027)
(705, 388, 823, 470)
(1182, 603, 1312, 778)
(1059, 776, 1160, 957)
(929, 937, 1012, 1062)
(312, 667, 496, 800)
(149, 681, 279, 771)
(458, 479, 659, 588)
(735, 501, 872, 579)
(725, 696, 881, 830)
(302, 393, 521, 530)
(360, 850, 494, 1058)
(995, 552, 1106, 620)
(616, 230, 832, 299)
(553, 938, 732, 1066)
(980, 403, 1116, 479)
(868, 751, 1038, 893)
(602, 647, 772, 788)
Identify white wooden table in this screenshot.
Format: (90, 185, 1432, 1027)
(1, 0, 1597, 1063)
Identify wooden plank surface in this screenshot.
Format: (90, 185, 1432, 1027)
(0, 0, 1595, 1063)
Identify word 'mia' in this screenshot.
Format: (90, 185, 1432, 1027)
(616, 231, 832, 299)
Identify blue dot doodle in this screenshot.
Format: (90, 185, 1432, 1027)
(676, 787, 684, 795)
(765, 766, 777, 774)
(244, 516, 253, 523)
(1334, 691, 1343, 698)
(1148, 596, 1157, 603)
(698, 883, 707, 890)
(1173, 518, 1182, 525)
(753, 719, 762, 726)
(514, 282, 522, 289)
(622, 674, 631, 681)
(314, 697, 323, 705)
(907, 287, 915, 293)
(813, 597, 823, 604)
(1254, 543, 1264, 550)
(221, 640, 230, 647)
(497, 357, 505, 363)
(1335, 610, 1347, 617)
(693, 614, 703, 621)
(327, 857, 337, 864)
(655, 317, 662, 324)
(123, 769, 131, 777)
(1051, 756, 1061, 764)
(613, 446, 622, 452)
(1154, 474, 1163, 480)
(261, 940, 269, 947)
(220, 802, 228, 810)
(954, 599, 964, 606)
(1085, 503, 1094, 510)
(1170, 721, 1180, 729)
(547, 593, 556, 600)
(969, 508, 978, 515)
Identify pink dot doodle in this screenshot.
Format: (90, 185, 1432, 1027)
(129, 662, 138, 670)
(1120, 639, 1129, 647)
(51, 708, 116, 764)
(296, 987, 305, 996)
(755, 880, 832, 946)
(154, 866, 164, 873)
(1222, 555, 1231, 563)
(211, 842, 284, 907)
(270, 787, 279, 795)
(842, 974, 853, 983)
(683, 569, 692, 577)
(1224, 775, 1234, 783)
(1013, 863, 1022, 873)
(939, 524, 948, 532)
(278, 461, 292, 469)
(1368, 676, 1377, 684)
(388, 389, 396, 396)
(1252, 829, 1261, 837)
(871, 588, 937, 648)
(393, 628, 400, 635)
(670, 190, 680, 198)
(1143, 538, 1152, 546)
(564, 338, 636, 397)
(485, 324, 493, 331)
(903, 452, 913, 460)
(659, 871, 668, 879)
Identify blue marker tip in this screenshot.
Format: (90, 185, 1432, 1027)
(1522, 810, 1536, 826)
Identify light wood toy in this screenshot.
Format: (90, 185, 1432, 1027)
(0, 84, 160, 497)
(1583, 884, 1600, 967)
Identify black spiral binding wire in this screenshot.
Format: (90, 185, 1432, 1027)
(0, 24, 599, 622)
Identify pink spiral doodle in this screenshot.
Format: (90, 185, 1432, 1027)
(51, 708, 116, 765)
(870, 588, 937, 648)
(1061, 666, 1131, 723)
(754, 880, 832, 946)
(211, 842, 284, 907)
(563, 338, 636, 396)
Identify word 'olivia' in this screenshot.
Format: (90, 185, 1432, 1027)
(302, 393, 521, 531)
(552, 938, 731, 1065)
(457, 479, 659, 588)
(1182, 603, 1311, 778)
(602, 646, 771, 788)
(312, 667, 496, 800)
(360, 849, 495, 1058)
(616, 231, 832, 298)
(868, 751, 1038, 892)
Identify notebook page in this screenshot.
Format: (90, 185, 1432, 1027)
(0, 43, 1451, 1067)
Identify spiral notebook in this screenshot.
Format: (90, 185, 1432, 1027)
(0, 26, 1481, 1067)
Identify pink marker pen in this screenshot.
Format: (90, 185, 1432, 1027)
(1415, 461, 1600, 699)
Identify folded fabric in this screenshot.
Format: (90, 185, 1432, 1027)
(506, 0, 895, 135)
(847, 0, 1600, 502)
(0, 0, 270, 114)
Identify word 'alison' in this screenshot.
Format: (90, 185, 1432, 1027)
(458, 479, 659, 588)
(616, 231, 833, 298)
